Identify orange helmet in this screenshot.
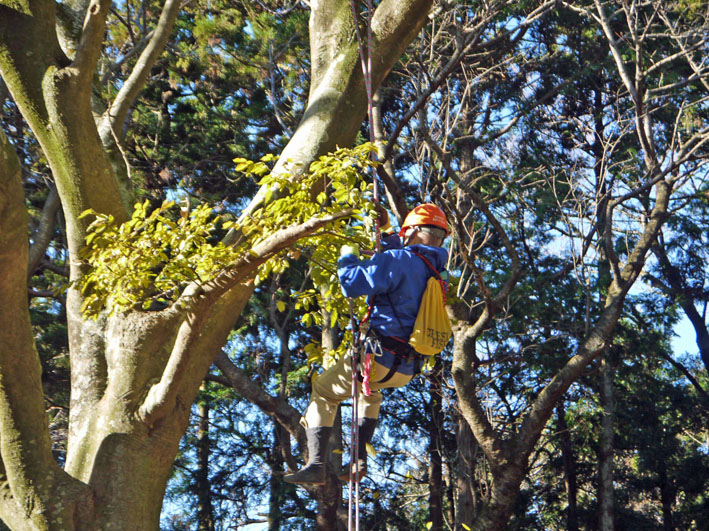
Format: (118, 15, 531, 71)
(399, 204, 449, 237)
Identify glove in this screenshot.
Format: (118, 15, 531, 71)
(375, 204, 392, 232)
(340, 244, 360, 258)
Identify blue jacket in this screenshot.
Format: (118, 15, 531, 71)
(337, 242, 448, 374)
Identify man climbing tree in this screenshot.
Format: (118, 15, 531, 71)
(284, 204, 450, 485)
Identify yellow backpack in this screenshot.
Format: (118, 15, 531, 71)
(408, 252, 452, 356)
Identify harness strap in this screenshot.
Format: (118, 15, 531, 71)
(410, 250, 448, 303)
(375, 353, 401, 384)
(366, 331, 422, 383)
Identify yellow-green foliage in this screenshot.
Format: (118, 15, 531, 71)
(77, 144, 380, 327)
(78, 200, 240, 317)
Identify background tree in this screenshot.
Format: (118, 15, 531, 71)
(408, 0, 709, 528)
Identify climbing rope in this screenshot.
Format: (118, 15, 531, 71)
(350, 0, 380, 252)
(347, 0, 378, 529)
(349, 335, 361, 531)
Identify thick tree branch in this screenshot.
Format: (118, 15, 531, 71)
(72, 0, 112, 81)
(369, 0, 433, 84)
(202, 209, 357, 302)
(0, 3, 66, 123)
(0, 127, 91, 529)
(451, 313, 509, 468)
(616, 180, 671, 288)
(515, 177, 673, 460)
(99, 0, 182, 145)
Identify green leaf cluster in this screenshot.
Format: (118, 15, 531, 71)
(77, 143, 380, 322)
(77, 200, 240, 317)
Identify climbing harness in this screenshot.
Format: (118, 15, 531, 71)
(348, 0, 378, 528)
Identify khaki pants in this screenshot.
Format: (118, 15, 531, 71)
(301, 351, 415, 428)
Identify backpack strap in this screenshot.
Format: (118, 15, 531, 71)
(410, 250, 448, 303)
(409, 251, 442, 280)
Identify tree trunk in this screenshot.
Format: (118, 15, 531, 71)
(315, 475, 342, 531)
(455, 413, 478, 530)
(597, 354, 615, 531)
(594, 72, 614, 531)
(556, 403, 579, 531)
(658, 461, 675, 531)
(445, 464, 455, 531)
(196, 391, 215, 531)
(469, 464, 526, 531)
(428, 359, 444, 531)
(268, 422, 288, 530)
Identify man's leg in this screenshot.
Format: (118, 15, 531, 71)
(338, 416, 377, 481)
(283, 426, 333, 486)
(285, 355, 353, 485)
(338, 361, 414, 480)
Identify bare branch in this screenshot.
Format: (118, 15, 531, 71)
(657, 349, 709, 404)
(72, 0, 112, 81)
(425, 136, 521, 313)
(213, 351, 302, 436)
(100, 0, 183, 145)
(592, 0, 658, 166)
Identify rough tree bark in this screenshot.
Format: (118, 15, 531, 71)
(196, 388, 215, 531)
(0, 0, 434, 528)
(556, 403, 579, 531)
(455, 412, 479, 530)
(0, 126, 91, 530)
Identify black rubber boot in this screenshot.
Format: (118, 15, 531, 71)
(284, 427, 332, 486)
(338, 417, 377, 481)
